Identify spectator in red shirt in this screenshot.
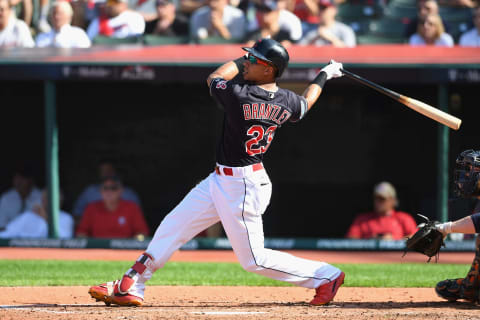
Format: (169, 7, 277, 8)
(76, 176, 149, 239)
(346, 181, 417, 240)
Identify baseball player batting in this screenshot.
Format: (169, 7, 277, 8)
(88, 38, 345, 307)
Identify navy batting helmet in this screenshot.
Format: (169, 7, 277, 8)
(242, 38, 289, 77)
(454, 150, 480, 197)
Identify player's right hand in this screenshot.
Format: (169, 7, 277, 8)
(320, 60, 343, 80)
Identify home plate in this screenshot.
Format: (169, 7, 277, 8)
(191, 311, 267, 315)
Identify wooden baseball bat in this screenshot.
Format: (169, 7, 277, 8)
(340, 68, 462, 130)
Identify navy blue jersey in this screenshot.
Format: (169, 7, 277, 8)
(210, 78, 308, 167)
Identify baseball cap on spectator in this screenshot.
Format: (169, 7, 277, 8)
(373, 182, 397, 200)
(318, 0, 335, 7)
(255, 0, 278, 12)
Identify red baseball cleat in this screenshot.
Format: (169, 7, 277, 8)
(310, 271, 345, 306)
(88, 280, 143, 307)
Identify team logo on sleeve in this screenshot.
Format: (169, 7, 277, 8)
(215, 80, 228, 90)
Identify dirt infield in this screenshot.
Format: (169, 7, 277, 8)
(2, 286, 480, 320)
(1, 247, 479, 320)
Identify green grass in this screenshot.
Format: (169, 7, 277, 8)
(1, 260, 470, 287)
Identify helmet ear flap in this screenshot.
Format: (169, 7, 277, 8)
(243, 38, 289, 77)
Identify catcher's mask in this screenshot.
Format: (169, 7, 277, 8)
(454, 149, 480, 197)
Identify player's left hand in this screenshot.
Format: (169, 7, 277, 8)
(320, 60, 343, 80)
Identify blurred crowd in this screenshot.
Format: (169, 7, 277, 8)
(0, 0, 479, 48)
(0, 164, 474, 240)
(0, 161, 149, 239)
(0, 161, 224, 239)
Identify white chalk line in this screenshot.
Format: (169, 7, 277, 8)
(0, 304, 97, 309)
(0, 304, 99, 314)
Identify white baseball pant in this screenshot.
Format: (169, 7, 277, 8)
(128, 164, 342, 298)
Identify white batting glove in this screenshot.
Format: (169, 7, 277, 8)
(320, 60, 343, 80)
(417, 221, 451, 238)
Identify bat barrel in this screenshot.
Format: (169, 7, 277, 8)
(340, 68, 462, 130)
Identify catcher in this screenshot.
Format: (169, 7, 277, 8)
(414, 149, 480, 302)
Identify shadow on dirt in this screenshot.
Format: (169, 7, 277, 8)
(336, 301, 479, 310)
(2, 300, 477, 310)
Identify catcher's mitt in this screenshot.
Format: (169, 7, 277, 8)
(403, 214, 445, 262)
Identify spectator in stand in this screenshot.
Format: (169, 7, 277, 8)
(144, 0, 189, 35)
(346, 182, 417, 240)
(299, 0, 355, 47)
(190, 0, 246, 42)
(179, 0, 206, 18)
(36, 1, 91, 48)
(459, 6, 480, 46)
(127, 0, 158, 22)
(409, 13, 454, 46)
(405, 0, 441, 38)
(10, 0, 33, 27)
(0, 0, 34, 47)
(438, 0, 478, 8)
(76, 175, 149, 238)
(405, 0, 455, 39)
(72, 159, 141, 219)
(241, 0, 301, 43)
(244, 0, 301, 47)
(287, 0, 320, 35)
(0, 165, 42, 230)
(37, 0, 51, 32)
(0, 190, 74, 239)
(86, 0, 145, 40)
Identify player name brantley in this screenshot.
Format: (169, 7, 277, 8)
(242, 103, 292, 125)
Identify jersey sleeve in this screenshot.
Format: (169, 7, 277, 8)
(288, 92, 308, 123)
(209, 78, 236, 110)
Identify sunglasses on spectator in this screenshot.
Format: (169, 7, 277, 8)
(102, 185, 120, 191)
(374, 195, 389, 202)
(245, 53, 271, 67)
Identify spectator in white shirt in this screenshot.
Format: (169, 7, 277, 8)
(0, 166, 42, 229)
(0, 190, 74, 239)
(87, 0, 145, 39)
(459, 6, 480, 46)
(0, 0, 34, 47)
(409, 13, 454, 47)
(244, 0, 301, 48)
(36, 1, 91, 48)
(190, 0, 246, 41)
(299, 0, 355, 47)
